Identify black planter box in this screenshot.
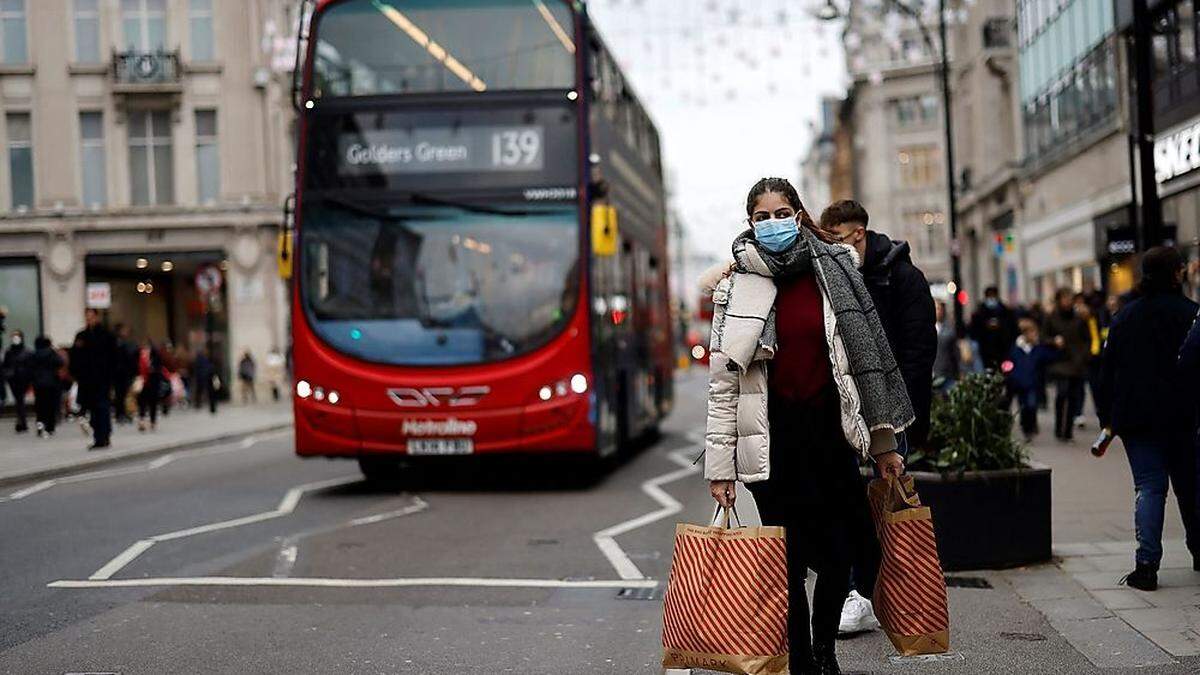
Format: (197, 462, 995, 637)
(863, 463, 1053, 571)
(912, 463, 1052, 571)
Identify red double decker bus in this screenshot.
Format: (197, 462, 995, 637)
(288, 0, 673, 479)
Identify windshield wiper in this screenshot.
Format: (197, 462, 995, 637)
(408, 192, 535, 217)
(316, 195, 426, 222)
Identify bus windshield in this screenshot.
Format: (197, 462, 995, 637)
(300, 197, 580, 366)
(311, 0, 577, 97)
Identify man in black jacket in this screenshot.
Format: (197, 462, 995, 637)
(968, 286, 1019, 371)
(821, 200, 937, 447)
(1099, 247, 1199, 591)
(820, 200, 937, 635)
(2, 330, 30, 432)
(71, 309, 117, 450)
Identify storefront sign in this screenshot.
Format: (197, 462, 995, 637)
(85, 282, 111, 309)
(1155, 116, 1200, 185)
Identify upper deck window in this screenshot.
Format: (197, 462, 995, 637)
(311, 0, 577, 97)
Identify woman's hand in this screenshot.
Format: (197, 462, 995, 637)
(877, 451, 905, 480)
(710, 480, 736, 508)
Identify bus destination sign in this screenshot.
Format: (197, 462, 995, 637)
(338, 125, 545, 176)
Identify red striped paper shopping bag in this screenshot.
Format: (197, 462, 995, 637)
(661, 508, 788, 675)
(868, 476, 951, 656)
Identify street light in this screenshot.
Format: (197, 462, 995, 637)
(818, 0, 966, 334)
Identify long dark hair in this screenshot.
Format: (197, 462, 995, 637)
(744, 177, 833, 243)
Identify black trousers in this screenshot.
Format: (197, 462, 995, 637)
(138, 378, 160, 426)
(1053, 376, 1085, 440)
(9, 380, 28, 430)
(34, 386, 58, 433)
(748, 389, 866, 662)
(113, 376, 133, 421)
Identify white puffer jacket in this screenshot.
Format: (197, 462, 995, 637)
(700, 261, 897, 483)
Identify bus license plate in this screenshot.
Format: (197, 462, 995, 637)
(407, 438, 474, 455)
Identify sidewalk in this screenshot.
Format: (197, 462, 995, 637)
(1000, 410, 1200, 669)
(0, 401, 293, 486)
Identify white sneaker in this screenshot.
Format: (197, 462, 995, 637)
(838, 590, 880, 636)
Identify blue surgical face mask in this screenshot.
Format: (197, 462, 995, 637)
(752, 216, 799, 253)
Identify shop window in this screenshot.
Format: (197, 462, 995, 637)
(0, 258, 41, 340)
(195, 109, 219, 204)
(188, 0, 214, 61)
(6, 112, 32, 210)
(79, 111, 107, 208)
(122, 0, 167, 51)
(74, 0, 101, 63)
(983, 17, 1011, 49)
(0, 0, 26, 64)
(128, 110, 173, 206)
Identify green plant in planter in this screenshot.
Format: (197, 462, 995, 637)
(907, 372, 1028, 474)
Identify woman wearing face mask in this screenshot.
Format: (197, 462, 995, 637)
(700, 178, 913, 675)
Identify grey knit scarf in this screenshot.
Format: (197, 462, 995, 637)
(731, 226, 915, 435)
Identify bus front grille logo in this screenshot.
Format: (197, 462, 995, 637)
(387, 386, 490, 407)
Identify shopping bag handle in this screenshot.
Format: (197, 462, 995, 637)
(712, 504, 743, 529)
(887, 475, 922, 509)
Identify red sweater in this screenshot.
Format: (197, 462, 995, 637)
(769, 274, 831, 402)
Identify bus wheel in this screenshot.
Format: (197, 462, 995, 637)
(358, 457, 404, 484)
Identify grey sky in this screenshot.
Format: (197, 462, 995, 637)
(586, 0, 848, 261)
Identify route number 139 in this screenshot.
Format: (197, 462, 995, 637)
(491, 129, 541, 167)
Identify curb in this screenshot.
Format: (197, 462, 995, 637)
(0, 420, 294, 488)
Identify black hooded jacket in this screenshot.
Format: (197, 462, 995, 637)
(860, 231, 937, 445)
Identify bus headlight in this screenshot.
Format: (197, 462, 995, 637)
(570, 373, 588, 394)
(327, 391, 340, 405)
(691, 344, 706, 360)
(538, 385, 553, 401)
(296, 380, 312, 398)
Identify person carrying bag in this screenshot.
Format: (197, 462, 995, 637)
(661, 507, 788, 675)
(699, 178, 914, 674)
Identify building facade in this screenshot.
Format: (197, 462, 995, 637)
(950, 0, 1022, 305)
(1015, 0, 1134, 303)
(1129, 0, 1200, 299)
(0, 0, 299, 391)
(842, 5, 952, 287)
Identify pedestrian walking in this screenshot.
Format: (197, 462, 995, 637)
(112, 323, 138, 424)
(1005, 318, 1057, 442)
(968, 286, 1019, 372)
(136, 340, 164, 432)
(932, 301, 960, 395)
(817, 199, 936, 635)
(159, 341, 177, 417)
(265, 347, 285, 401)
(1042, 288, 1090, 441)
(2, 330, 31, 432)
(1179, 309, 1200, 465)
(30, 336, 63, 437)
(70, 308, 117, 450)
(1075, 296, 1104, 429)
(1099, 247, 1200, 591)
(192, 349, 218, 414)
(703, 178, 913, 674)
(238, 349, 257, 404)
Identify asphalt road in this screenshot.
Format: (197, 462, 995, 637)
(0, 371, 1191, 674)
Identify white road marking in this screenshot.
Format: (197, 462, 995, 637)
(88, 475, 359, 580)
(1, 429, 292, 503)
(593, 451, 698, 580)
(347, 496, 429, 526)
(50, 576, 658, 589)
(89, 539, 155, 580)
